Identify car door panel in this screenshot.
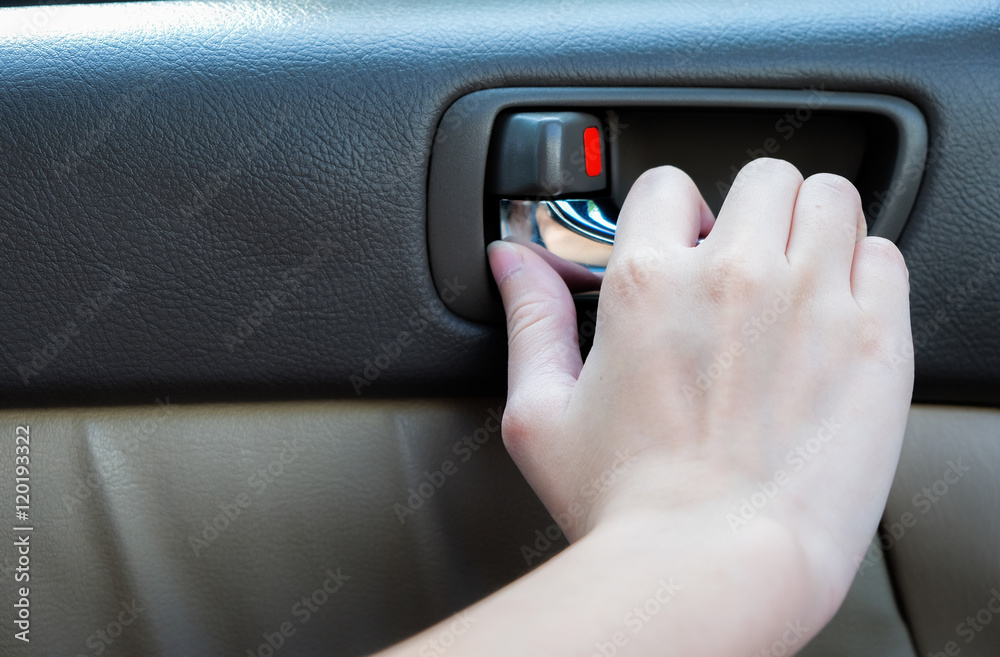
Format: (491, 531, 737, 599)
(0, 0, 997, 405)
(0, 1, 997, 656)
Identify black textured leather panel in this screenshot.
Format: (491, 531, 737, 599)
(0, 0, 996, 405)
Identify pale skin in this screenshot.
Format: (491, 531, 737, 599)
(377, 158, 913, 656)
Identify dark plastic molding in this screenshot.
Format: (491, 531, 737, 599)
(427, 87, 927, 323)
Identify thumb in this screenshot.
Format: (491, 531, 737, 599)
(487, 240, 582, 416)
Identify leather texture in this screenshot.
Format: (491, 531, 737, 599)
(884, 405, 1000, 657)
(0, 0, 997, 405)
(0, 398, 917, 657)
(0, 399, 560, 656)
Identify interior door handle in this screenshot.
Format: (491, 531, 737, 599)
(428, 88, 928, 322)
(548, 199, 617, 245)
(502, 198, 705, 273)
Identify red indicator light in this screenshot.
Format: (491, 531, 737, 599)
(584, 126, 601, 177)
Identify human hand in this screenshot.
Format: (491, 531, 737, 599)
(487, 159, 913, 633)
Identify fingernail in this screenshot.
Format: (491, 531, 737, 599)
(487, 241, 524, 285)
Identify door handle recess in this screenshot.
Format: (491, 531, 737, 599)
(428, 88, 927, 322)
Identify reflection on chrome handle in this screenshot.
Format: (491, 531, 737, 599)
(549, 199, 618, 244)
(500, 199, 616, 272)
(500, 198, 703, 273)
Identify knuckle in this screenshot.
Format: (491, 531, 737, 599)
(505, 294, 553, 344)
(789, 272, 822, 306)
(804, 173, 862, 208)
(499, 401, 535, 455)
(634, 165, 693, 190)
(700, 250, 769, 304)
(744, 157, 803, 181)
(860, 236, 907, 269)
(629, 166, 701, 203)
(857, 237, 910, 293)
(729, 158, 803, 197)
(604, 250, 667, 301)
(853, 314, 892, 358)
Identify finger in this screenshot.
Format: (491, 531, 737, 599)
(850, 237, 909, 313)
(612, 166, 714, 255)
(507, 237, 604, 293)
(705, 158, 803, 255)
(786, 173, 866, 284)
(488, 240, 582, 413)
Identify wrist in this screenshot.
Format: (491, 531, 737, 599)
(581, 508, 825, 657)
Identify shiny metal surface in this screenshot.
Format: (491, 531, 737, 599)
(500, 198, 702, 272)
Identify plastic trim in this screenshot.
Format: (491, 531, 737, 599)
(427, 87, 928, 323)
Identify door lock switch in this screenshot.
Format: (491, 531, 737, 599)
(488, 111, 606, 197)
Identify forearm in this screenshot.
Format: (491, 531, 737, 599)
(376, 512, 818, 657)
